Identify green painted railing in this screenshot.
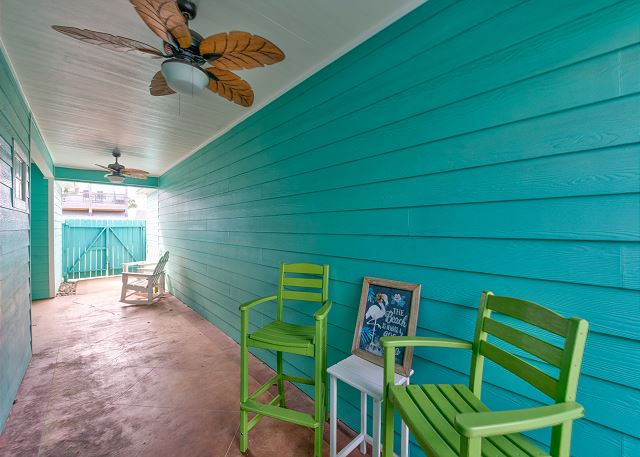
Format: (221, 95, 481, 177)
(62, 219, 146, 281)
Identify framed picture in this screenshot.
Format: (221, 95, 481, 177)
(351, 277, 421, 376)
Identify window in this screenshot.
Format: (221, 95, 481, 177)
(12, 140, 28, 211)
(14, 154, 25, 200)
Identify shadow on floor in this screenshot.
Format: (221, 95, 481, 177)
(0, 277, 364, 457)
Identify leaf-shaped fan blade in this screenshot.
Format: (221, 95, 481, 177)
(200, 31, 285, 70)
(150, 71, 176, 96)
(129, 0, 192, 48)
(96, 164, 115, 172)
(121, 168, 150, 179)
(52, 26, 163, 57)
(206, 68, 254, 107)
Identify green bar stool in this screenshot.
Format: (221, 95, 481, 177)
(239, 263, 331, 457)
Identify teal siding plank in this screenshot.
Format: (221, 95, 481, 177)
(158, 1, 640, 456)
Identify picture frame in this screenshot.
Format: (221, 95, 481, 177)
(351, 276, 421, 376)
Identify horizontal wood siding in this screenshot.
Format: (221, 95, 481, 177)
(0, 46, 31, 430)
(158, 1, 640, 455)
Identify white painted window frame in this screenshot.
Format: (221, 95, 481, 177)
(12, 138, 28, 212)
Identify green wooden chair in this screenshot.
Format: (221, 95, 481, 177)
(239, 263, 331, 457)
(382, 291, 589, 457)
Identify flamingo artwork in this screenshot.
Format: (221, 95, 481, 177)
(365, 292, 389, 349)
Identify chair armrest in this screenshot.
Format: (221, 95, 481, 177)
(122, 272, 152, 279)
(123, 261, 156, 272)
(455, 402, 584, 438)
(381, 336, 472, 350)
(314, 300, 332, 321)
(239, 295, 278, 312)
(123, 261, 156, 267)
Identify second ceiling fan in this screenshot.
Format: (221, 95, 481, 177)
(53, 0, 285, 107)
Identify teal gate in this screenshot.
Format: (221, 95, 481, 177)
(62, 219, 146, 281)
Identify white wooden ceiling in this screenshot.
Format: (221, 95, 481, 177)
(0, 0, 423, 175)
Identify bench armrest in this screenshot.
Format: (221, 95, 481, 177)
(381, 336, 472, 350)
(314, 300, 332, 321)
(455, 402, 584, 438)
(239, 295, 277, 312)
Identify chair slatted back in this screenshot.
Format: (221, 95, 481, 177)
(149, 251, 169, 286)
(276, 263, 329, 320)
(469, 292, 588, 403)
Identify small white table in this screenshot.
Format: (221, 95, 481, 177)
(328, 355, 412, 457)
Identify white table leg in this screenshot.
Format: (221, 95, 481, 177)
(330, 375, 337, 457)
(373, 399, 381, 457)
(360, 391, 367, 454)
(401, 420, 409, 457)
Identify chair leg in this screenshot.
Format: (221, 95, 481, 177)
(373, 399, 382, 457)
(240, 311, 250, 452)
(314, 425, 323, 457)
(322, 328, 329, 421)
(382, 393, 394, 457)
(460, 436, 481, 457)
(550, 421, 573, 457)
(314, 340, 324, 457)
(120, 277, 127, 301)
(277, 351, 286, 407)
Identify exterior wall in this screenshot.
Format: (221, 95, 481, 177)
(52, 180, 62, 291)
(146, 189, 159, 261)
(30, 163, 49, 299)
(158, 1, 639, 455)
(0, 45, 32, 430)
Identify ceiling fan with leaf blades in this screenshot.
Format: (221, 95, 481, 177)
(52, 0, 285, 107)
(96, 149, 150, 184)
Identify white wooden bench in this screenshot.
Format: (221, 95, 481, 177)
(120, 251, 169, 304)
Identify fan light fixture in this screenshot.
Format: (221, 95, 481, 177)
(53, 0, 285, 107)
(106, 174, 125, 184)
(161, 59, 209, 95)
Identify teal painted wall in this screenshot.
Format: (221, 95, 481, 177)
(53, 180, 62, 291)
(30, 163, 49, 299)
(158, 1, 640, 455)
(0, 45, 32, 430)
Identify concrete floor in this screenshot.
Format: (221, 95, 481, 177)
(0, 277, 364, 457)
